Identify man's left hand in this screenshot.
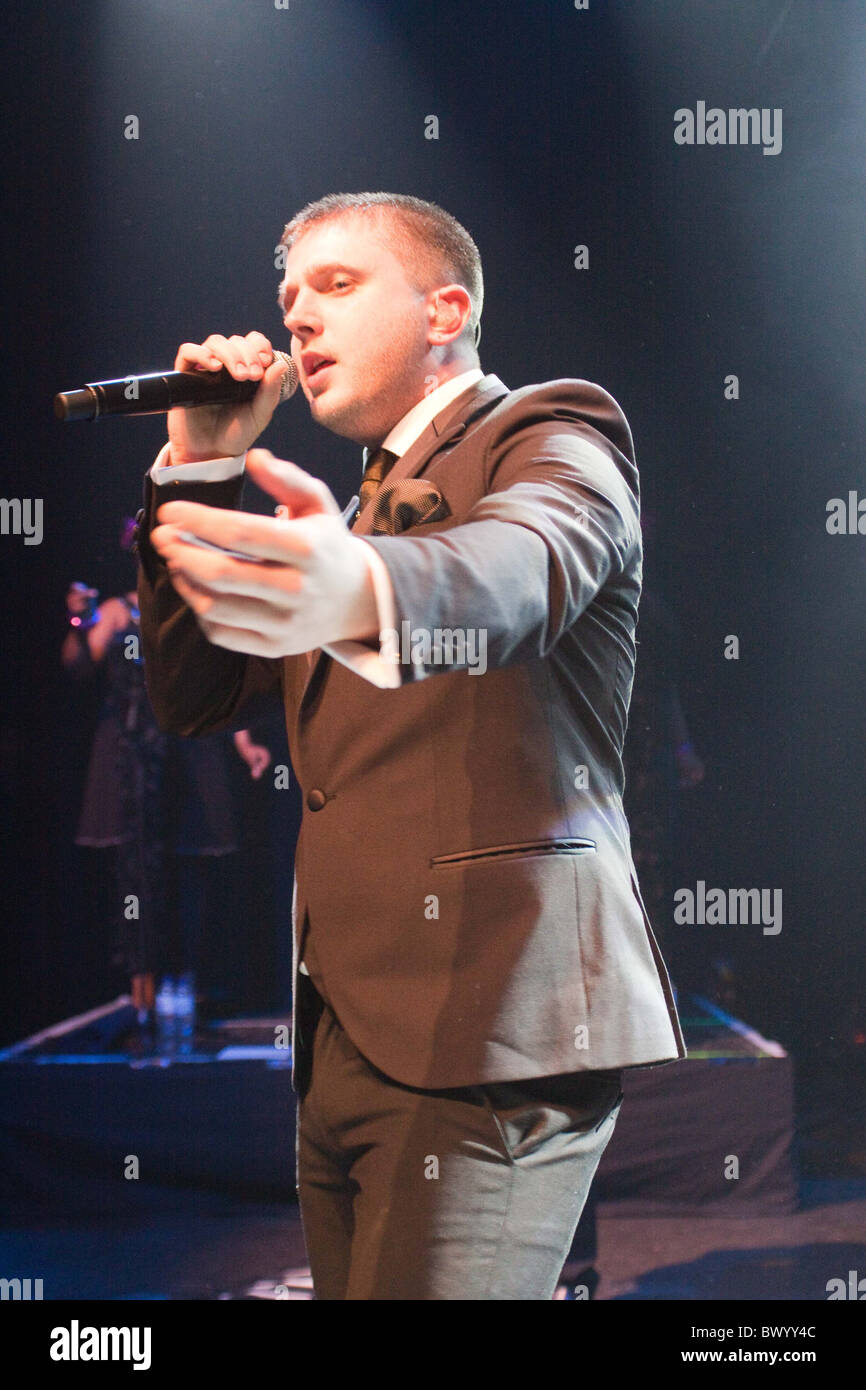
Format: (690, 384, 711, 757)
(151, 448, 378, 656)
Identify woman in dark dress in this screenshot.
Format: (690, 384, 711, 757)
(62, 520, 270, 1024)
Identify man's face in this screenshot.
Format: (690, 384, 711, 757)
(278, 213, 434, 447)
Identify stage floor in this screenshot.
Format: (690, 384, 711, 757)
(3, 992, 852, 1300)
(1, 1183, 864, 1300)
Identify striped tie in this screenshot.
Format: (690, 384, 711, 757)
(358, 446, 398, 515)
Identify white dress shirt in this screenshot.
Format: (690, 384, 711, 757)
(148, 366, 484, 688)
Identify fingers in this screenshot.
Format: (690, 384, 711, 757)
(154, 501, 317, 566)
(174, 331, 276, 381)
(164, 565, 305, 658)
(246, 449, 342, 517)
(165, 561, 300, 616)
(250, 355, 292, 420)
(172, 333, 290, 428)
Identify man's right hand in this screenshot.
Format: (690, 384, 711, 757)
(167, 331, 290, 465)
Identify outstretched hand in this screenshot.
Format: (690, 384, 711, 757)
(151, 449, 378, 656)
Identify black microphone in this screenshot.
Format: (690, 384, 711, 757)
(54, 350, 299, 422)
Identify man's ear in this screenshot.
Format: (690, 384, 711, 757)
(428, 284, 473, 345)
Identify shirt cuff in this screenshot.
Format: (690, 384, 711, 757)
(321, 542, 401, 689)
(150, 441, 247, 485)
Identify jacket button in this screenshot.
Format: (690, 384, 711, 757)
(306, 788, 327, 812)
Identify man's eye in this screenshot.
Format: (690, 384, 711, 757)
(333, 279, 351, 290)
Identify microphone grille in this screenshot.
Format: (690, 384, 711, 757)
(273, 350, 300, 403)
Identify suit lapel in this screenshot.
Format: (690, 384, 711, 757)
(351, 373, 509, 537)
(298, 373, 510, 706)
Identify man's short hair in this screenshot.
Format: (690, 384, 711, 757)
(279, 192, 484, 350)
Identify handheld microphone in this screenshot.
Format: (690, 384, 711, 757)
(54, 351, 299, 422)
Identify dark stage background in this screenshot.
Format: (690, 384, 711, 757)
(1, 0, 864, 1118)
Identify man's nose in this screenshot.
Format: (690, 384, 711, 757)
(284, 292, 322, 339)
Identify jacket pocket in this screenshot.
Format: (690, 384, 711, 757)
(430, 836, 596, 867)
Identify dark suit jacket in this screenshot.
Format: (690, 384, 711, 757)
(136, 373, 686, 1091)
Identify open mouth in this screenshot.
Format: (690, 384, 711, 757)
(304, 356, 336, 382)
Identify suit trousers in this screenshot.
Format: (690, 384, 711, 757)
(295, 975, 624, 1300)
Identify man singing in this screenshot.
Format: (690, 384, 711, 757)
(136, 191, 685, 1300)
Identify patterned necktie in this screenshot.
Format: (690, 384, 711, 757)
(358, 446, 398, 515)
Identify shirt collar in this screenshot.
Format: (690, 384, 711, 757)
(362, 367, 484, 469)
